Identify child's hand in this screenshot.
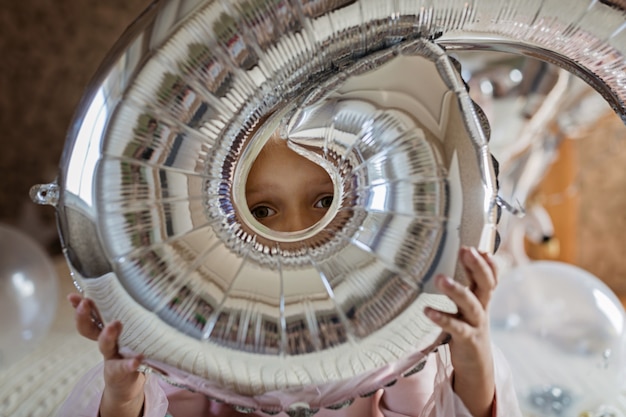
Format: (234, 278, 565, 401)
(68, 293, 103, 340)
(424, 246, 497, 417)
(68, 294, 146, 417)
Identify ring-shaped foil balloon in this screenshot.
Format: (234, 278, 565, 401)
(31, 0, 626, 414)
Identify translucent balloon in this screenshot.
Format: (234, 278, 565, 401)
(0, 224, 58, 370)
(490, 261, 626, 416)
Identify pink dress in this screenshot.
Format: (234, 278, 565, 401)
(56, 345, 522, 417)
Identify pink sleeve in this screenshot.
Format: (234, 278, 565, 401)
(419, 347, 473, 417)
(378, 345, 522, 417)
(54, 362, 170, 417)
(490, 344, 523, 417)
(421, 344, 523, 417)
(378, 347, 474, 417)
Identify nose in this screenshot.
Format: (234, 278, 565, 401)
(277, 209, 321, 233)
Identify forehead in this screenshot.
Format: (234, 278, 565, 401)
(250, 140, 325, 172)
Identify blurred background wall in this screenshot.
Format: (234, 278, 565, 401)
(0, 0, 624, 293)
(0, 0, 152, 253)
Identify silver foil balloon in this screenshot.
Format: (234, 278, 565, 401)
(30, 0, 626, 413)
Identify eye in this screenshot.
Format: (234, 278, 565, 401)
(250, 205, 277, 219)
(314, 195, 333, 209)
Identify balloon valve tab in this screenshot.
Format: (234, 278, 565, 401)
(30, 182, 59, 207)
(496, 195, 525, 218)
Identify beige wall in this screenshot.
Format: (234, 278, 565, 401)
(0, 0, 151, 252)
(525, 111, 626, 295)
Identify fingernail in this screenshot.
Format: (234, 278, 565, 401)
(463, 247, 477, 262)
(436, 274, 452, 288)
(425, 308, 441, 320)
(127, 359, 138, 372)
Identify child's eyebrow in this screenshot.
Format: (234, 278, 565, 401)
(301, 176, 334, 192)
(245, 180, 285, 199)
(246, 176, 333, 198)
(245, 186, 272, 197)
(311, 175, 334, 185)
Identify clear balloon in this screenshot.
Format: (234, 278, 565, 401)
(0, 224, 58, 370)
(490, 261, 626, 416)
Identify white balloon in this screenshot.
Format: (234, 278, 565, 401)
(490, 261, 626, 416)
(0, 224, 59, 369)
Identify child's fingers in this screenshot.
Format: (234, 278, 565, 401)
(72, 297, 103, 341)
(479, 250, 499, 286)
(424, 307, 473, 340)
(99, 322, 145, 389)
(98, 321, 123, 361)
(460, 247, 496, 309)
(67, 293, 82, 309)
(432, 274, 483, 327)
(106, 356, 144, 378)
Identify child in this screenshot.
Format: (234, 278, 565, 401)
(59, 138, 522, 417)
(244, 136, 335, 232)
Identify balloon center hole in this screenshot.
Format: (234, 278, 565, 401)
(245, 138, 335, 233)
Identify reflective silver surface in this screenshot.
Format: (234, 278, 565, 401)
(30, 0, 626, 412)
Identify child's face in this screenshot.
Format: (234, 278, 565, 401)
(245, 140, 334, 233)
